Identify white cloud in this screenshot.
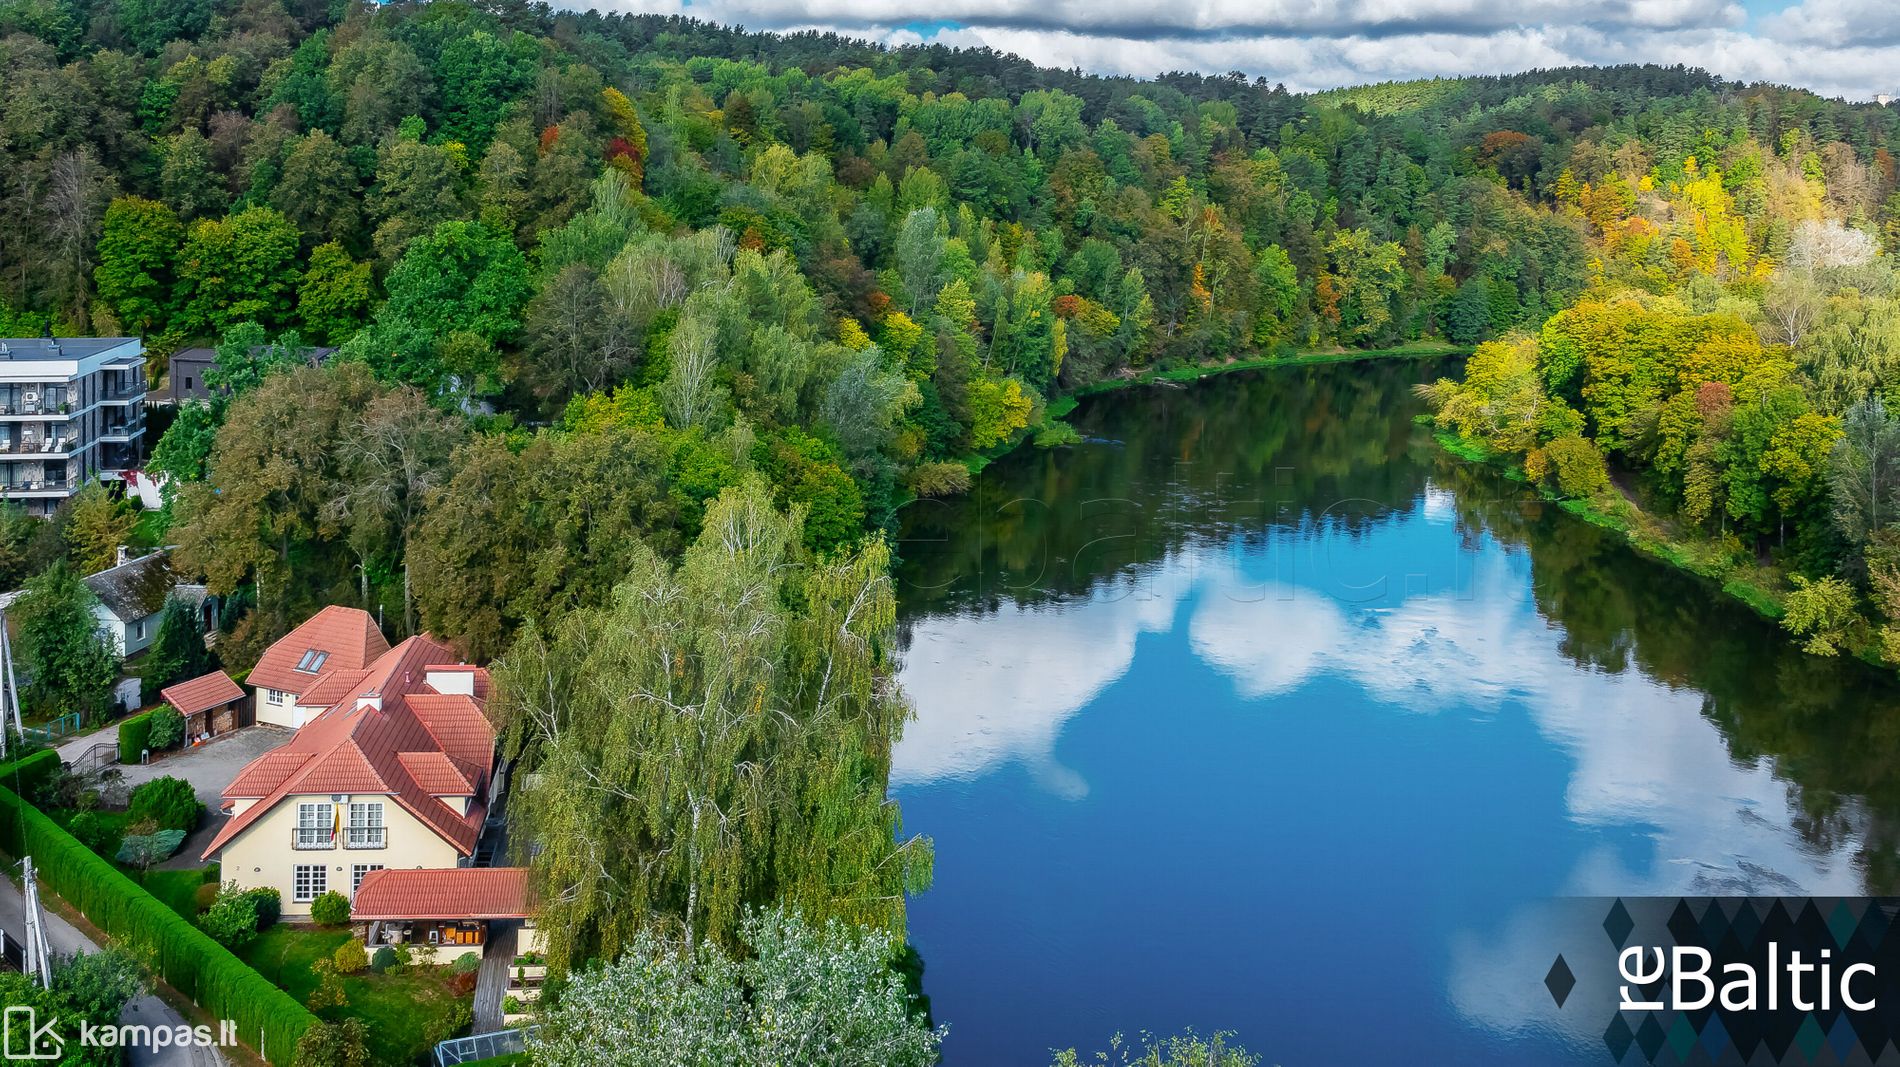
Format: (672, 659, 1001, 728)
(573, 0, 1900, 101)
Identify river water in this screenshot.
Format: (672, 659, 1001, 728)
(889, 357, 1900, 1065)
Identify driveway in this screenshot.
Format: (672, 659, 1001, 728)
(117, 727, 292, 808)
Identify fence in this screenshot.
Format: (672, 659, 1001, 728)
(20, 713, 80, 745)
(435, 1026, 538, 1065)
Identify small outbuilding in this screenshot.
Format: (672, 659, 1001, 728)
(158, 669, 247, 743)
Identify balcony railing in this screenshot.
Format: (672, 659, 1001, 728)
(345, 827, 385, 849)
(293, 828, 335, 850)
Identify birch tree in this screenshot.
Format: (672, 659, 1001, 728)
(496, 478, 931, 967)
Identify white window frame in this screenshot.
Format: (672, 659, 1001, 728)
(264, 688, 288, 706)
(346, 801, 385, 849)
(351, 864, 383, 892)
(294, 802, 332, 849)
(292, 864, 326, 903)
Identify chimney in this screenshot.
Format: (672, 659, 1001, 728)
(115, 544, 128, 567)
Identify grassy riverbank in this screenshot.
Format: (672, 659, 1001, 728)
(947, 342, 1470, 480)
(1423, 423, 1790, 622)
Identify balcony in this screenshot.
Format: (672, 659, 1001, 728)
(344, 826, 386, 850)
(0, 436, 74, 457)
(293, 828, 335, 850)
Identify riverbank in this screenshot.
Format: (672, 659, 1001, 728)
(952, 342, 1469, 479)
(1423, 422, 1792, 622)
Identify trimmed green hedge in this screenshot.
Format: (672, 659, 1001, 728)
(118, 709, 155, 763)
(0, 748, 60, 800)
(0, 783, 316, 1062)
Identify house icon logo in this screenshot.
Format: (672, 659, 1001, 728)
(1, 1007, 62, 1061)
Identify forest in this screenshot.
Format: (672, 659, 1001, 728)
(7, 0, 1900, 1055)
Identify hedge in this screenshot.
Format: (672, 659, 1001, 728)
(118, 709, 155, 763)
(0, 748, 60, 800)
(0, 782, 316, 1062)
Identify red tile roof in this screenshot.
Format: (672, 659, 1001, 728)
(397, 751, 479, 795)
(159, 670, 244, 716)
(351, 867, 533, 921)
(203, 629, 496, 860)
(246, 606, 390, 698)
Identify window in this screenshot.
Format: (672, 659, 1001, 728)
(351, 864, 383, 892)
(293, 865, 326, 903)
(346, 802, 385, 849)
(264, 688, 288, 706)
(133, 619, 145, 640)
(295, 649, 329, 673)
(294, 802, 333, 849)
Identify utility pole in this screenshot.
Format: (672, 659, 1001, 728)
(0, 608, 18, 760)
(20, 856, 52, 988)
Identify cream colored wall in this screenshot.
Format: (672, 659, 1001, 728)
(218, 793, 463, 918)
(252, 686, 299, 728)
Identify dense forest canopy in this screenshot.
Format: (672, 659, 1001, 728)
(8, 0, 1900, 983)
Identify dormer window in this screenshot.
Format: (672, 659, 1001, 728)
(295, 649, 329, 673)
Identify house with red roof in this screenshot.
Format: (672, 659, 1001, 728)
(202, 608, 499, 919)
(247, 604, 391, 728)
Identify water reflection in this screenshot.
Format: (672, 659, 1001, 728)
(891, 358, 1900, 1063)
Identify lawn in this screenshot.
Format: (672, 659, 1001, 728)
(238, 925, 473, 1065)
(134, 865, 216, 920)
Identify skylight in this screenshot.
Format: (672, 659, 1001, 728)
(295, 649, 330, 673)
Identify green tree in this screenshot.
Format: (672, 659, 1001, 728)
(296, 242, 372, 345)
(1783, 575, 1859, 656)
(174, 207, 302, 336)
(147, 400, 221, 493)
(529, 905, 941, 1067)
(172, 363, 383, 637)
(0, 950, 142, 1067)
(496, 480, 930, 966)
(93, 196, 183, 336)
(64, 481, 134, 573)
(272, 131, 362, 247)
(144, 595, 213, 697)
(350, 220, 528, 394)
(14, 561, 121, 722)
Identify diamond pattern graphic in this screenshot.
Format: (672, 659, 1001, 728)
(1604, 1015, 1635, 1063)
(1545, 954, 1576, 1009)
(1605, 898, 1635, 948)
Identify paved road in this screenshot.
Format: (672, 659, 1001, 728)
(0, 866, 226, 1066)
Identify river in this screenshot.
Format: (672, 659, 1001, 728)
(889, 356, 1900, 1065)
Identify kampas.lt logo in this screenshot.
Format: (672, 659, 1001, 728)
(2, 1007, 61, 1061)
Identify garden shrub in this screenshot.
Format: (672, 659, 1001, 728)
(126, 776, 202, 833)
(309, 890, 350, 926)
(332, 940, 368, 974)
(115, 829, 186, 868)
(66, 811, 112, 854)
(200, 882, 262, 949)
(449, 952, 482, 975)
(146, 705, 185, 750)
(294, 1020, 368, 1067)
(247, 886, 281, 929)
(369, 946, 398, 974)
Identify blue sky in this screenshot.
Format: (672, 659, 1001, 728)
(585, 0, 1900, 100)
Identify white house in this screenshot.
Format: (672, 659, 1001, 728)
(81, 548, 205, 657)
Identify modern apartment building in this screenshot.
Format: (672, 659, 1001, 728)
(0, 337, 148, 513)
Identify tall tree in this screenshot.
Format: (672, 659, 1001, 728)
(496, 479, 931, 965)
